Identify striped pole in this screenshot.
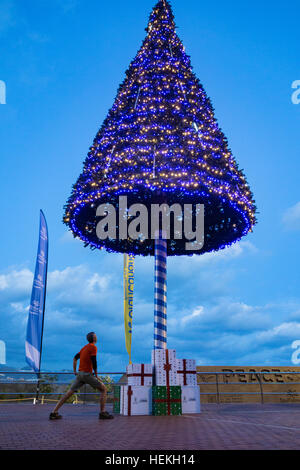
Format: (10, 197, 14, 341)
(154, 232, 167, 349)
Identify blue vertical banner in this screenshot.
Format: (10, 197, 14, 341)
(25, 210, 48, 373)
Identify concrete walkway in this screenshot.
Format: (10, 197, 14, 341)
(0, 403, 300, 450)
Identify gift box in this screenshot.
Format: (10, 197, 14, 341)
(126, 363, 153, 386)
(177, 359, 197, 386)
(181, 386, 201, 414)
(152, 349, 178, 386)
(113, 385, 125, 414)
(122, 385, 152, 416)
(113, 385, 122, 414)
(152, 386, 182, 416)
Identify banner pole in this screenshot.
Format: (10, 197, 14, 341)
(124, 254, 134, 364)
(35, 210, 48, 404)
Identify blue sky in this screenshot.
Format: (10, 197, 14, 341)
(0, 0, 300, 372)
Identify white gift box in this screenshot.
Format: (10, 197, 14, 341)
(181, 386, 201, 414)
(119, 385, 125, 413)
(121, 385, 152, 416)
(152, 348, 177, 365)
(177, 359, 197, 386)
(126, 363, 153, 386)
(152, 349, 178, 386)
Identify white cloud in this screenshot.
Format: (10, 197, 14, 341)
(258, 322, 300, 343)
(86, 273, 109, 291)
(169, 299, 272, 334)
(48, 265, 92, 289)
(181, 306, 204, 325)
(0, 264, 117, 333)
(46, 309, 87, 329)
(44, 265, 119, 321)
(0, 268, 33, 293)
(225, 302, 272, 331)
(167, 241, 257, 282)
(191, 240, 258, 264)
(1, 258, 300, 369)
(10, 302, 29, 313)
(48, 265, 109, 293)
(60, 231, 81, 243)
(282, 201, 300, 230)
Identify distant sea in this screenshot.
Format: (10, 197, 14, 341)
(0, 365, 122, 383)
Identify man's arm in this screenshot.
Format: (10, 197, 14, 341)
(73, 353, 80, 375)
(91, 356, 98, 377)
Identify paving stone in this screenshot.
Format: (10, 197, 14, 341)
(0, 403, 300, 450)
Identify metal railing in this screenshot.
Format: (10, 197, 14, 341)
(0, 370, 300, 404)
(0, 371, 124, 404)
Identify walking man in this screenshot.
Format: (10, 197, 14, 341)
(49, 332, 114, 420)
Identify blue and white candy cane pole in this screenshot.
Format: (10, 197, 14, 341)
(154, 231, 167, 349)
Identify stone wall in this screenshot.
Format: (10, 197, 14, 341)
(197, 366, 300, 404)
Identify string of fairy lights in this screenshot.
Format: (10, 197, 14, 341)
(63, 0, 257, 256)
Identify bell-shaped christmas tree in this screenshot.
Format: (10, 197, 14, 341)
(64, 0, 256, 257)
(64, 0, 257, 349)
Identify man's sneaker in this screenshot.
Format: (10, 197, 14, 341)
(99, 411, 114, 420)
(49, 412, 62, 420)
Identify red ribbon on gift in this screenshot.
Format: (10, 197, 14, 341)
(177, 359, 197, 386)
(153, 386, 181, 415)
(127, 364, 153, 386)
(127, 386, 133, 416)
(163, 350, 173, 386)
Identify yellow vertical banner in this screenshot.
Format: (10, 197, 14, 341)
(124, 254, 135, 364)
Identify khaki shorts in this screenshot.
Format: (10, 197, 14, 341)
(70, 372, 105, 392)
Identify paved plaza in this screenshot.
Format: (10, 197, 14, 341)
(0, 403, 300, 450)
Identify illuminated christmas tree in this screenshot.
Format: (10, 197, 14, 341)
(63, 0, 257, 348)
(63, 0, 256, 257)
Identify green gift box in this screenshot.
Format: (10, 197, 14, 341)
(113, 385, 121, 413)
(152, 386, 182, 416)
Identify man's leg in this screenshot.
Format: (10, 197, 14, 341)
(97, 382, 107, 413)
(86, 375, 113, 419)
(52, 389, 74, 414)
(97, 382, 113, 418)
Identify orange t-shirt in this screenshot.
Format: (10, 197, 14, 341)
(78, 343, 97, 373)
